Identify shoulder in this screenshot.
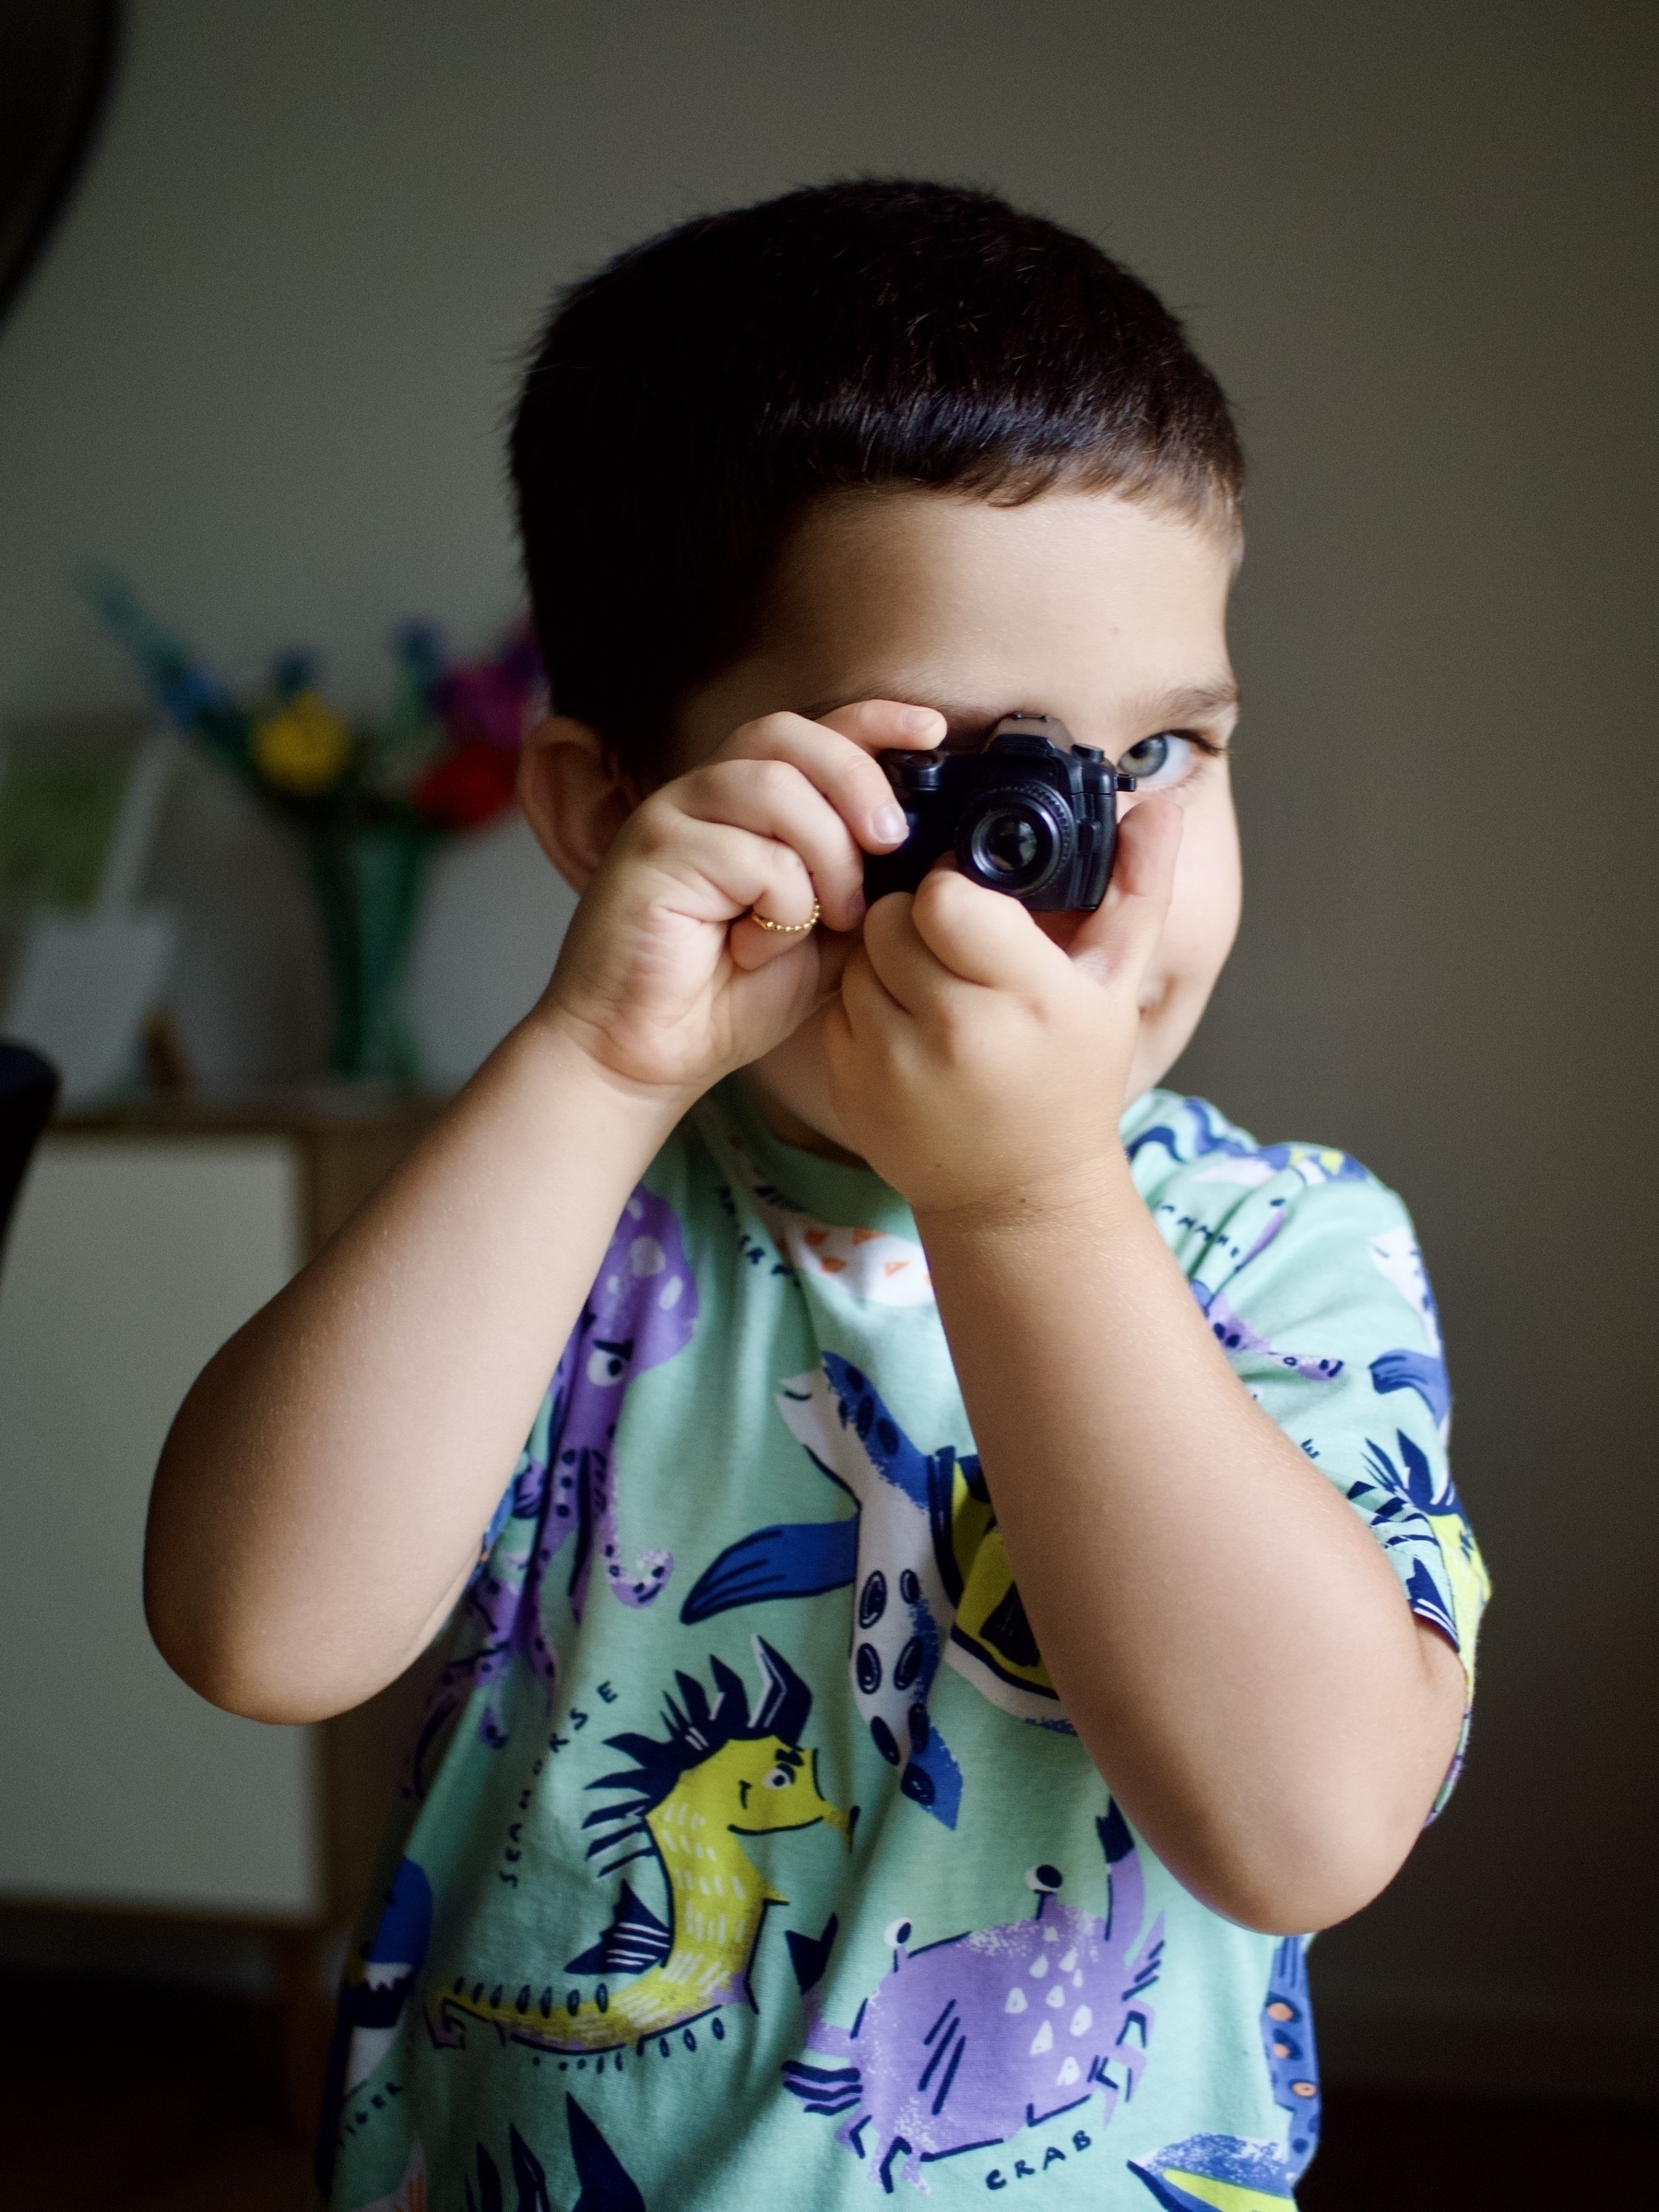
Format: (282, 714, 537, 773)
(1123, 1090, 1435, 1338)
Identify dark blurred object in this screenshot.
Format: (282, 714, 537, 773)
(140, 1003, 193, 1096)
(1300, 2083, 1658, 2209)
(0, 1, 122, 332)
(0, 1966, 314, 2204)
(0, 1038, 57, 1259)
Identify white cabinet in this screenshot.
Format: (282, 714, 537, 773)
(0, 1135, 321, 1917)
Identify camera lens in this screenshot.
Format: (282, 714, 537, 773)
(958, 784, 1072, 896)
(977, 808, 1042, 876)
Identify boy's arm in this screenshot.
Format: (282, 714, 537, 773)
(146, 702, 942, 1723)
(921, 1176, 1464, 1934)
(827, 802, 1465, 1935)
(145, 1025, 681, 1723)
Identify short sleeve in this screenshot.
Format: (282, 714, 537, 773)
(1158, 1144, 1489, 1810)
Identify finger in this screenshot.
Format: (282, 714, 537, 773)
(714, 703, 944, 856)
(631, 801, 821, 941)
(1066, 794, 1183, 985)
(835, 931, 912, 1040)
(674, 756, 865, 930)
(892, 866, 1063, 997)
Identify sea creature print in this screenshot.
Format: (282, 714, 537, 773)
(1130, 2135, 1298, 2210)
(463, 2103, 644, 2212)
(318, 1858, 434, 2191)
(344, 2100, 643, 2212)
(433, 1638, 850, 2057)
(1129, 1097, 1366, 1193)
(699, 1106, 935, 1306)
(1355, 1429, 1488, 1658)
(681, 1356, 999, 1826)
(783, 1805, 1163, 2194)
(1368, 1224, 1452, 1436)
(1262, 1937, 1320, 2180)
(1123, 1937, 1319, 2208)
(1189, 1283, 1346, 1385)
(409, 1189, 698, 1782)
(1369, 1225, 1442, 1354)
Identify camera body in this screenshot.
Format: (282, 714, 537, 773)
(864, 715, 1136, 913)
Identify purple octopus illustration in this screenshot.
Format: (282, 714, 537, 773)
(407, 1189, 697, 1787)
(1128, 1934, 1320, 2209)
(782, 1804, 1163, 2194)
(1190, 1283, 1346, 1384)
(681, 1355, 985, 1828)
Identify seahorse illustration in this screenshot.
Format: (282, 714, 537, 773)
(409, 1188, 698, 1783)
(433, 1638, 849, 2056)
(782, 1805, 1163, 2194)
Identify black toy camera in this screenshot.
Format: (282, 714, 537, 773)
(864, 715, 1136, 913)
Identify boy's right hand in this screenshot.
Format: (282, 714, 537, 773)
(538, 700, 944, 1100)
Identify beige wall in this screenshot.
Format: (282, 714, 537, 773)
(1, 0, 1653, 2088)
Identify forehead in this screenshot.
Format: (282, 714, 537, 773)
(759, 487, 1237, 719)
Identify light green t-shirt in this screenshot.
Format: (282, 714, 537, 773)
(323, 1081, 1486, 2212)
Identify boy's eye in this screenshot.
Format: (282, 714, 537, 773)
(763, 1767, 792, 1790)
(1118, 731, 1188, 784)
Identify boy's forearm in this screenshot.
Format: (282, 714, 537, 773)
(144, 1011, 687, 1725)
(916, 1162, 1463, 1933)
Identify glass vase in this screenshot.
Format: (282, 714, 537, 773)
(301, 820, 435, 1084)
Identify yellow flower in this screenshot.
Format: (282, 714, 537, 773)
(252, 691, 352, 795)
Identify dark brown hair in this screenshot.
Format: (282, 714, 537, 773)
(510, 180, 1242, 780)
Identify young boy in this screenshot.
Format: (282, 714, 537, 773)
(146, 183, 1485, 2209)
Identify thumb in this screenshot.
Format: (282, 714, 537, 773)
(1068, 796, 1183, 988)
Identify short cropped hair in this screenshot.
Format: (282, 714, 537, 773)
(510, 179, 1242, 781)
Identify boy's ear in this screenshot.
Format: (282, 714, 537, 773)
(517, 716, 640, 893)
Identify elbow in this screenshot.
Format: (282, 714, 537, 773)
(142, 1519, 353, 1725)
(142, 1561, 326, 1725)
(1172, 1804, 1427, 1936)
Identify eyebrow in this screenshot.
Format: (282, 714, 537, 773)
(802, 680, 1240, 728)
(1117, 680, 1240, 726)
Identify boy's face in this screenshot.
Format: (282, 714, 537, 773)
(677, 486, 1243, 1159)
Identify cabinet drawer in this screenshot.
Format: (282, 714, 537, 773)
(0, 1135, 320, 1917)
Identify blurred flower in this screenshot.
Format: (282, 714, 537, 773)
(431, 619, 542, 754)
(251, 691, 353, 795)
(411, 736, 519, 828)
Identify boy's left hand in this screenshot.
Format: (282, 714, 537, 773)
(824, 796, 1184, 1220)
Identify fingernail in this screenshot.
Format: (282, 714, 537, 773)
(873, 804, 908, 845)
(897, 705, 939, 733)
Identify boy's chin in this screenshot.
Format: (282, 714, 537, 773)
(740, 1045, 869, 1168)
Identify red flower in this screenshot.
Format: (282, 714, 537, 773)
(412, 738, 519, 829)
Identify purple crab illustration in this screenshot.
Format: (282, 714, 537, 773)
(408, 1189, 697, 1788)
(783, 1804, 1163, 2193)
